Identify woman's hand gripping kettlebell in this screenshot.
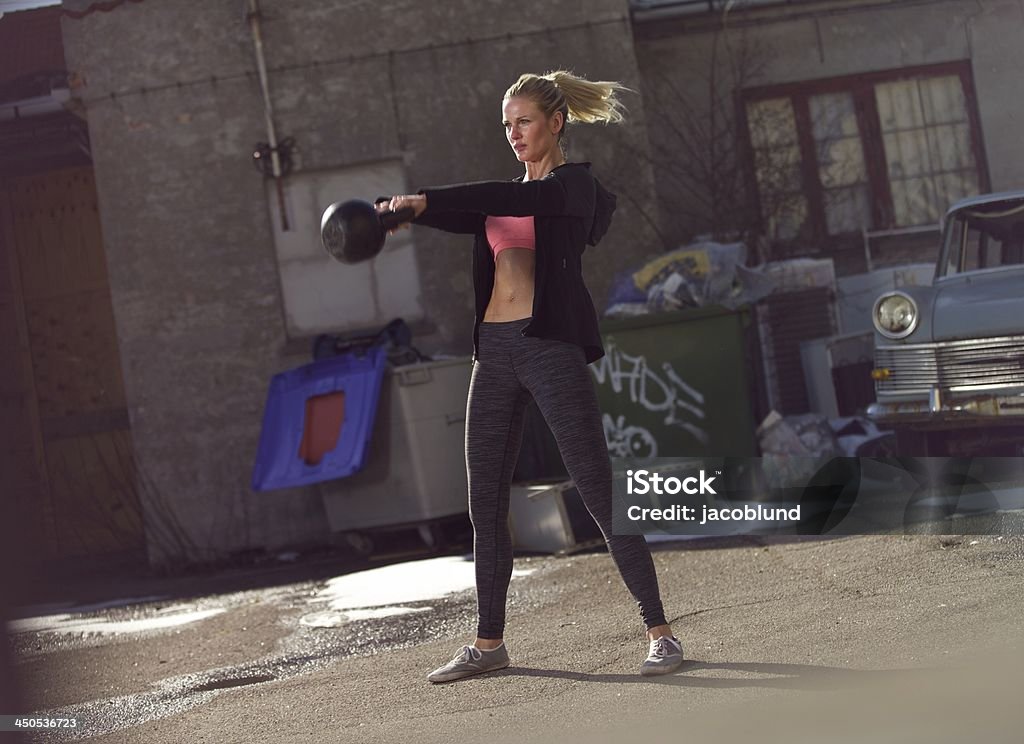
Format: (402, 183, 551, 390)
(377, 194, 427, 235)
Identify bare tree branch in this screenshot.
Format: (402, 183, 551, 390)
(636, 23, 786, 245)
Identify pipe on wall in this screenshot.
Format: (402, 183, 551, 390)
(246, 0, 290, 230)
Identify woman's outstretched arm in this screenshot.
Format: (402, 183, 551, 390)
(412, 211, 485, 235)
(375, 197, 483, 235)
(417, 170, 592, 219)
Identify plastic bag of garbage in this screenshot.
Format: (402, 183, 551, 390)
(630, 244, 712, 294)
(602, 240, 779, 316)
(647, 271, 701, 310)
(605, 302, 653, 318)
(607, 269, 647, 306)
(637, 241, 775, 310)
(729, 263, 777, 309)
(696, 241, 777, 309)
(830, 416, 894, 457)
(757, 410, 840, 489)
(604, 269, 652, 317)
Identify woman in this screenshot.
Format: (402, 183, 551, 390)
(379, 70, 683, 683)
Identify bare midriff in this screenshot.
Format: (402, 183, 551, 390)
(483, 247, 535, 322)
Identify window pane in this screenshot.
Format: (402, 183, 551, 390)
(810, 92, 860, 140)
(876, 80, 924, 130)
(754, 152, 802, 193)
(818, 136, 867, 187)
(876, 75, 978, 226)
(920, 76, 967, 125)
(884, 130, 932, 178)
(809, 92, 871, 233)
(936, 171, 979, 211)
(823, 185, 871, 234)
(933, 123, 973, 171)
(747, 98, 799, 147)
(946, 205, 1024, 275)
(771, 195, 809, 241)
(890, 176, 939, 225)
(747, 97, 809, 240)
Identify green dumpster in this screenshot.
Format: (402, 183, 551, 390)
(594, 306, 760, 458)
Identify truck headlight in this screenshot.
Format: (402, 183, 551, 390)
(873, 291, 919, 339)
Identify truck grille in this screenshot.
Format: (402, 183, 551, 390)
(875, 336, 1024, 395)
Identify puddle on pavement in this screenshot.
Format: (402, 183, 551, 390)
(299, 606, 431, 627)
(314, 554, 534, 610)
(297, 555, 533, 628)
(8, 608, 226, 636)
(15, 554, 542, 741)
(11, 596, 170, 620)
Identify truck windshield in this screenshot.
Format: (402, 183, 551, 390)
(939, 199, 1024, 277)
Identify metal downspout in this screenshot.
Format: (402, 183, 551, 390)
(246, 0, 289, 230)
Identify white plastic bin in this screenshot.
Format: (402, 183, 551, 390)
(509, 479, 605, 555)
(319, 356, 473, 532)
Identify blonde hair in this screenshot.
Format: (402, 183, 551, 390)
(504, 70, 632, 147)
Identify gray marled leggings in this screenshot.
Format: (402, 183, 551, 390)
(467, 317, 668, 639)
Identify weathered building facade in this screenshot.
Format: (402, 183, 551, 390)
(48, 0, 658, 566)
(7, 0, 1024, 568)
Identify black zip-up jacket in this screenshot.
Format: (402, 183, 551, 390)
(409, 161, 617, 364)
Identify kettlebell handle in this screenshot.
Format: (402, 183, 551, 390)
(373, 197, 416, 231)
(381, 206, 416, 230)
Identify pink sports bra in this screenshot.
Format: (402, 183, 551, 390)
(485, 215, 535, 258)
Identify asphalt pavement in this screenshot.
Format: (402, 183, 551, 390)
(7, 532, 1024, 743)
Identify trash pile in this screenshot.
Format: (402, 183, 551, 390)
(604, 240, 777, 316)
(756, 410, 895, 488)
(756, 410, 839, 489)
(828, 416, 894, 457)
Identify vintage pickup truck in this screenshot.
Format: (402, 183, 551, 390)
(867, 191, 1024, 455)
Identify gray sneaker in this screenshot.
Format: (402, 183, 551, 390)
(640, 635, 684, 676)
(427, 643, 510, 683)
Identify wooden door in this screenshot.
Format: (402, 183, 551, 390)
(0, 167, 145, 561)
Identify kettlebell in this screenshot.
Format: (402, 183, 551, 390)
(320, 199, 415, 264)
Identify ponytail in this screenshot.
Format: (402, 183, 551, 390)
(544, 70, 631, 125)
(503, 70, 633, 148)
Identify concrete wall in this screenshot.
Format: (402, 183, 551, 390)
(633, 0, 1024, 264)
(60, 0, 659, 566)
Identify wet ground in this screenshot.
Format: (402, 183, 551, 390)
(6, 532, 1024, 743)
(7, 540, 545, 742)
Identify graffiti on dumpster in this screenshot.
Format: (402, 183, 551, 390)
(591, 340, 710, 447)
(603, 413, 659, 458)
